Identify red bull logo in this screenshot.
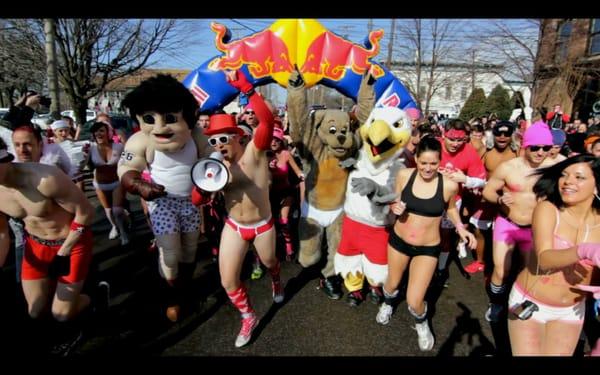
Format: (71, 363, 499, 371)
(300, 29, 385, 81)
(209, 23, 293, 79)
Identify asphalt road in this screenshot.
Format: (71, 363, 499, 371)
(2, 180, 598, 358)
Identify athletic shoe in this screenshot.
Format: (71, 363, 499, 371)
(376, 303, 393, 325)
(272, 280, 285, 304)
(235, 315, 259, 348)
(251, 264, 264, 280)
(464, 260, 484, 274)
(346, 290, 364, 307)
(414, 321, 435, 351)
(485, 303, 504, 323)
(108, 226, 119, 240)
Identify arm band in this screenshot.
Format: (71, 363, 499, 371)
(250, 92, 275, 151)
(70, 221, 88, 234)
(465, 176, 486, 189)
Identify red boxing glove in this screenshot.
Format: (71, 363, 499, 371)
(191, 186, 212, 206)
(226, 70, 254, 95)
(577, 243, 600, 267)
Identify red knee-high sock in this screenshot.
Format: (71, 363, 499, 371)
(267, 259, 281, 283)
(278, 217, 293, 254)
(226, 284, 255, 318)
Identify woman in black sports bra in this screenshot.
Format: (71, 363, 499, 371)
(375, 135, 477, 352)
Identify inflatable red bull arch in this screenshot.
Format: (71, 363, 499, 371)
(183, 19, 417, 112)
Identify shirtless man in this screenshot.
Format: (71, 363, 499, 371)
(191, 70, 280, 348)
(0, 138, 95, 353)
(118, 74, 211, 323)
(464, 121, 518, 274)
(482, 120, 553, 322)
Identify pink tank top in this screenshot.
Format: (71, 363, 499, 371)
(270, 151, 291, 191)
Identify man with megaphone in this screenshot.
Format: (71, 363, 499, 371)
(191, 70, 283, 348)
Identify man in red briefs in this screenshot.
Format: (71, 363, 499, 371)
(191, 70, 282, 348)
(0, 138, 95, 354)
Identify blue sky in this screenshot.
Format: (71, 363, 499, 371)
(150, 19, 538, 106)
(151, 18, 537, 70)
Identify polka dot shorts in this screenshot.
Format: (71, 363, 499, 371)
(148, 196, 201, 236)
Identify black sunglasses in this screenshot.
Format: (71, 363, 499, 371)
(528, 145, 552, 152)
(492, 129, 513, 137)
(245, 111, 255, 115)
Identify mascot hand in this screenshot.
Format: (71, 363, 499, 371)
(121, 170, 167, 201)
(351, 177, 379, 197)
(372, 192, 401, 205)
(225, 70, 254, 94)
(289, 65, 305, 88)
(339, 157, 357, 169)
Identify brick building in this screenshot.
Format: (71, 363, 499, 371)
(533, 19, 600, 121)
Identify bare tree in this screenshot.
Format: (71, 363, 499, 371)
(392, 19, 463, 114)
(8, 19, 194, 125)
(0, 19, 46, 107)
(474, 19, 540, 107)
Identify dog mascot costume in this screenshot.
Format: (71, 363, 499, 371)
(286, 67, 374, 299)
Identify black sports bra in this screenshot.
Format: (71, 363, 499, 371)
(400, 170, 445, 217)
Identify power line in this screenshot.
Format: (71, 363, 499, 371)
(229, 19, 258, 33)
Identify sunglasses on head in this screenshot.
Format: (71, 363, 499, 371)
(208, 135, 233, 146)
(493, 129, 513, 137)
(528, 145, 552, 152)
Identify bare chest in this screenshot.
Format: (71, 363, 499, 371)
(0, 188, 54, 219)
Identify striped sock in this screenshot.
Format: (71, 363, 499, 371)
(226, 284, 255, 317)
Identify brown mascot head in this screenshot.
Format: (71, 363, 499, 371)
(312, 109, 357, 159)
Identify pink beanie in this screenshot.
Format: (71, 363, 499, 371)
(522, 120, 553, 148)
(405, 107, 421, 120)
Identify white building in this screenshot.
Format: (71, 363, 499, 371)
(390, 61, 531, 118)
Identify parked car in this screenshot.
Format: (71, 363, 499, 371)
(61, 109, 97, 123)
(0, 108, 9, 118)
(31, 113, 53, 129)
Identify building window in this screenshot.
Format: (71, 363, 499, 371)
(460, 86, 468, 100)
(445, 84, 452, 100)
(590, 19, 600, 56)
(555, 20, 573, 63)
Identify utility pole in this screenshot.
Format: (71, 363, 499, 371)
(386, 19, 396, 69)
(337, 25, 355, 111)
(44, 18, 61, 119)
(367, 19, 373, 33)
(470, 49, 476, 93)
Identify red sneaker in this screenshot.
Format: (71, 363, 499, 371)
(464, 260, 484, 274)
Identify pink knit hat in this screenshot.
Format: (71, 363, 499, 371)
(522, 120, 553, 148)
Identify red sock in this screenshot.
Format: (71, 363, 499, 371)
(268, 260, 281, 283)
(278, 218, 292, 254)
(226, 284, 255, 316)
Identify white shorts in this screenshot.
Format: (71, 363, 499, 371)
(508, 282, 585, 324)
(301, 201, 343, 227)
(469, 216, 493, 230)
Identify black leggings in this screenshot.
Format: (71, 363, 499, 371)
(388, 230, 441, 258)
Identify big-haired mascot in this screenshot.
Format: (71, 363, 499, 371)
(286, 67, 374, 299)
(334, 106, 411, 305)
(118, 74, 212, 323)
